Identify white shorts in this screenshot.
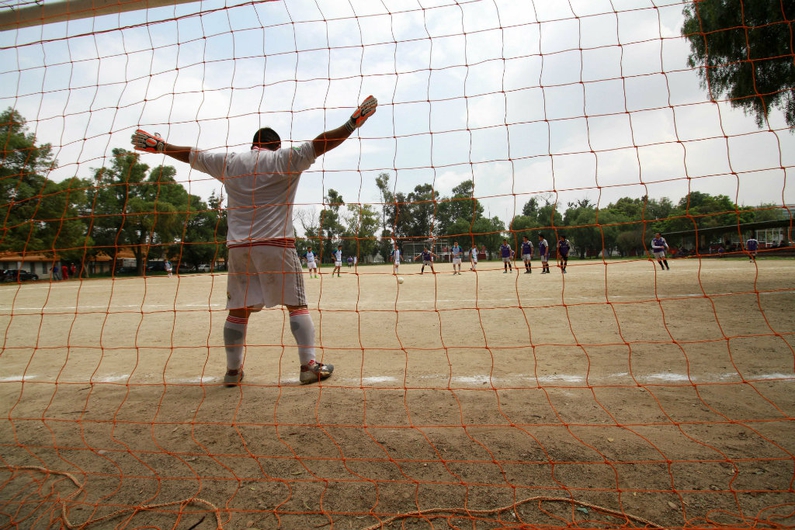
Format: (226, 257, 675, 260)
(423, 260, 432, 266)
(226, 245, 306, 310)
(307, 260, 316, 269)
(453, 257, 462, 265)
(653, 251, 666, 259)
(522, 253, 532, 261)
(334, 261, 342, 267)
(541, 255, 548, 263)
(502, 257, 511, 263)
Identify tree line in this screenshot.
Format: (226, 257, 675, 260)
(1, 108, 226, 275)
(303, 172, 788, 263)
(1, 107, 789, 275)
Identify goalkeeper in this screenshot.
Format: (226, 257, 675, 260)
(132, 96, 377, 386)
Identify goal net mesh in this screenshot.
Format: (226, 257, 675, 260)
(1, 1, 794, 528)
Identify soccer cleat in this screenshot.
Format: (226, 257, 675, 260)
(224, 369, 244, 387)
(300, 360, 334, 384)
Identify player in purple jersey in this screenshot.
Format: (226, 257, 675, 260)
(414, 246, 438, 274)
(520, 235, 534, 274)
(745, 237, 759, 262)
(651, 232, 670, 270)
(131, 95, 377, 386)
(538, 234, 550, 273)
(557, 235, 571, 274)
(500, 239, 514, 273)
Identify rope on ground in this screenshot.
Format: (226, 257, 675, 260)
(360, 495, 664, 530)
(9, 466, 224, 530)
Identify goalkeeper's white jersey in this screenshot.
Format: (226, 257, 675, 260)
(190, 143, 316, 247)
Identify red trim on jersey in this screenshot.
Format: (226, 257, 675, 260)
(228, 238, 296, 249)
(289, 308, 310, 318)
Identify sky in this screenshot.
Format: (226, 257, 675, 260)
(1, 0, 793, 232)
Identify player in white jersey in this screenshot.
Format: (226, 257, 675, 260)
(470, 244, 478, 271)
(332, 245, 343, 277)
(450, 241, 463, 275)
(391, 244, 401, 275)
(304, 247, 318, 278)
(131, 95, 377, 386)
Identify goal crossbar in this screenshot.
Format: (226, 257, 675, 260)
(0, 0, 274, 31)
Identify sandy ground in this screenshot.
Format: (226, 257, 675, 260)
(1, 257, 794, 529)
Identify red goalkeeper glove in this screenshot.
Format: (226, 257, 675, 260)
(345, 95, 378, 132)
(131, 129, 165, 153)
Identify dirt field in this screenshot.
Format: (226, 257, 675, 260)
(1, 257, 794, 529)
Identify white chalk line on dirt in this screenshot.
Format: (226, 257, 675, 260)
(1, 289, 792, 314)
(3, 372, 793, 387)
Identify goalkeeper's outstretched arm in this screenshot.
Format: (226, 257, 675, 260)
(130, 129, 192, 164)
(312, 95, 377, 156)
(132, 95, 377, 160)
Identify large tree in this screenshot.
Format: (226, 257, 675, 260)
(682, 0, 795, 128)
(319, 189, 346, 261)
(88, 149, 191, 274)
(171, 191, 226, 270)
(344, 203, 380, 260)
(0, 107, 92, 258)
(404, 183, 439, 238)
(436, 179, 484, 235)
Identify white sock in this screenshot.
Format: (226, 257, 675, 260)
(224, 315, 248, 371)
(289, 308, 315, 365)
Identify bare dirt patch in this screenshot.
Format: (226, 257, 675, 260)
(1, 258, 794, 528)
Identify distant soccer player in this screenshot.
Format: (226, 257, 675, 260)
(746, 236, 759, 262)
(520, 235, 534, 274)
(451, 241, 464, 275)
(415, 246, 437, 274)
(332, 245, 343, 277)
(538, 234, 550, 274)
(391, 243, 401, 275)
(651, 232, 670, 270)
(500, 239, 513, 273)
(304, 246, 319, 279)
(470, 244, 478, 271)
(557, 234, 571, 274)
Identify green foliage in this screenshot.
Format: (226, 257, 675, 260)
(319, 189, 346, 260)
(172, 191, 226, 269)
(0, 107, 92, 258)
(345, 203, 380, 259)
(436, 179, 485, 235)
(682, 0, 795, 127)
(471, 216, 506, 253)
(87, 149, 192, 274)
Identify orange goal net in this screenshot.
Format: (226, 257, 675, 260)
(1, 1, 794, 529)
